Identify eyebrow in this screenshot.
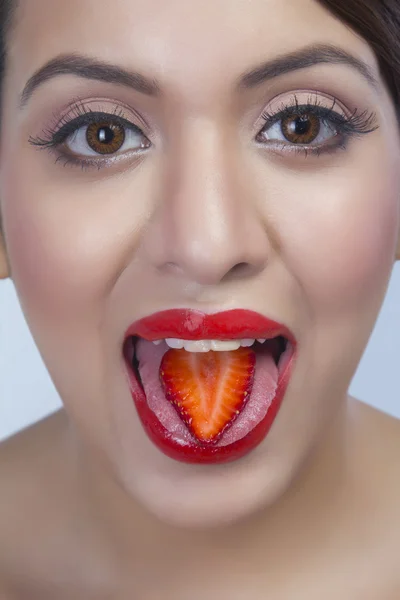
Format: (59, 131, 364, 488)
(20, 53, 161, 106)
(20, 43, 379, 107)
(238, 43, 379, 92)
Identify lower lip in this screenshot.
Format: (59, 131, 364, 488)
(124, 342, 297, 465)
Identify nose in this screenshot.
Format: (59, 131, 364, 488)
(142, 123, 271, 286)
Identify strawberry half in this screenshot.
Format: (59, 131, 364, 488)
(159, 347, 256, 445)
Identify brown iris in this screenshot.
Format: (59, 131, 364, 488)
(281, 113, 320, 144)
(86, 122, 125, 155)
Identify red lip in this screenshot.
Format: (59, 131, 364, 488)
(124, 308, 296, 343)
(123, 309, 297, 464)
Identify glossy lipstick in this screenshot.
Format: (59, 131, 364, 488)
(123, 309, 297, 464)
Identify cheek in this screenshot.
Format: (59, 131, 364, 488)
(2, 160, 138, 328)
(281, 162, 399, 312)
(0, 158, 147, 419)
(5, 204, 103, 325)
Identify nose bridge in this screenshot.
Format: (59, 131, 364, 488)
(145, 117, 270, 285)
(170, 119, 239, 250)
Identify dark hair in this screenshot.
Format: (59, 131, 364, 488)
(0, 0, 15, 111)
(0, 1, 399, 117)
(317, 0, 400, 122)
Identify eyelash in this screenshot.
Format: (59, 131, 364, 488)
(28, 95, 379, 170)
(29, 102, 143, 170)
(258, 95, 378, 157)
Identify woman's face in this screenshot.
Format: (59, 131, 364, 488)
(1, 0, 400, 527)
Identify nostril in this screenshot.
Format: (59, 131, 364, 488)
(221, 262, 253, 282)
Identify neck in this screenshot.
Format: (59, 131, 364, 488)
(69, 394, 357, 569)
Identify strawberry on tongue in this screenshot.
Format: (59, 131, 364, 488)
(135, 340, 279, 447)
(160, 347, 256, 445)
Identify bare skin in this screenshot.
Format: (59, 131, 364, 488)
(1, 0, 400, 597)
(0, 397, 400, 599)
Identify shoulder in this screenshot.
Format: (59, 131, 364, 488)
(0, 410, 71, 596)
(353, 398, 400, 505)
(354, 398, 400, 471)
(351, 399, 400, 593)
(0, 409, 68, 507)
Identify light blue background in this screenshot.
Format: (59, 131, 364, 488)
(1, 264, 399, 441)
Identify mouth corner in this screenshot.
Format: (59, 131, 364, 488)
(122, 335, 134, 363)
(123, 335, 144, 389)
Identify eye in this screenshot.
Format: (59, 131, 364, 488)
(29, 107, 152, 167)
(254, 98, 379, 158)
(66, 118, 150, 157)
(258, 110, 337, 146)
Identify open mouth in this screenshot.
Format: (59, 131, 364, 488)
(123, 309, 297, 464)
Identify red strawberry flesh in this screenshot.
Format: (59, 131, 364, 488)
(159, 347, 256, 445)
(134, 339, 279, 448)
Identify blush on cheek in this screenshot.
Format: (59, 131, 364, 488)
(2, 181, 110, 412)
(4, 215, 49, 310)
(2, 172, 116, 326)
(288, 173, 399, 310)
(5, 208, 76, 321)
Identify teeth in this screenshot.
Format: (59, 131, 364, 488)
(240, 339, 256, 347)
(210, 340, 241, 351)
(165, 338, 185, 349)
(144, 336, 291, 356)
(183, 340, 211, 352)
(158, 338, 265, 352)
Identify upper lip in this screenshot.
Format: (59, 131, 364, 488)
(124, 309, 296, 343)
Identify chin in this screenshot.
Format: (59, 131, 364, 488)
(112, 432, 300, 529)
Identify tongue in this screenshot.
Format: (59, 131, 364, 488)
(135, 340, 278, 447)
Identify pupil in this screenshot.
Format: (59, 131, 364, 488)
(291, 116, 311, 135)
(98, 127, 114, 144)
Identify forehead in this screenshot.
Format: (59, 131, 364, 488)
(9, 0, 379, 101)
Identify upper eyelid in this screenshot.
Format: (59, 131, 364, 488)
(263, 103, 340, 120)
(49, 97, 152, 132)
(260, 104, 348, 130)
(29, 108, 149, 148)
(56, 112, 142, 135)
(261, 92, 341, 115)
(37, 91, 344, 135)
(258, 94, 379, 133)
(44, 96, 336, 136)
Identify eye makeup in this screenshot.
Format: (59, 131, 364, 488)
(28, 92, 379, 170)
